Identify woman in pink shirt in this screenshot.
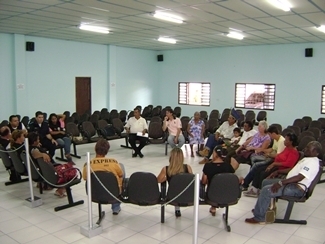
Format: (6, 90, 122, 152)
(162, 108, 185, 149)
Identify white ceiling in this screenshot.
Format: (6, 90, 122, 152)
(1, 0, 325, 50)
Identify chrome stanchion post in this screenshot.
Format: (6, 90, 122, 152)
(192, 173, 199, 244)
(24, 137, 42, 208)
(80, 152, 102, 238)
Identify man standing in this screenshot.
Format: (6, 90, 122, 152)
(124, 108, 148, 158)
(83, 139, 124, 215)
(29, 111, 57, 161)
(245, 141, 321, 224)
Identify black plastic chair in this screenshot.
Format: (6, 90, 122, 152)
(36, 157, 84, 211)
(203, 173, 241, 232)
(0, 145, 24, 185)
(87, 171, 120, 225)
(297, 136, 315, 151)
(161, 173, 195, 223)
(270, 123, 282, 134)
(275, 166, 323, 224)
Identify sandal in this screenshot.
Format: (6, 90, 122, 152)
(209, 207, 216, 216)
(54, 190, 66, 198)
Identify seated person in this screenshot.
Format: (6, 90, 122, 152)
(201, 146, 240, 215)
(83, 139, 125, 215)
(157, 147, 193, 217)
(124, 108, 148, 158)
(8, 115, 27, 136)
(28, 132, 68, 196)
(232, 120, 271, 165)
(248, 125, 285, 170)
(223, 127, 241, 148)
(187, 112, 205, 157)
(162, 108, 185, 149)
(224, 121, 257, 161)
(29, 111, 57, 163)
(243, 133, 299, 197)
(10, 130, 26, 156)
(245, 141, 321, 224)
(199, 109, 239, 164)
(48, 113, 72, 161)
(0, 126, 11, 149)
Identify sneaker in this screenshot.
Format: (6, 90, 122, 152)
(245, 217, 265, 225)
(175, 210, 181, 217)
(113, 209, 121, 215)
(244, 188, 258, 198)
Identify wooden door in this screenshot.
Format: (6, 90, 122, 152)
(75, 77, 91, 115)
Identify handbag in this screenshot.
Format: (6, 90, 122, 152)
(265, 198, 277, 223)
(55, 162, 78, 184)
(238, 150, 253, 159)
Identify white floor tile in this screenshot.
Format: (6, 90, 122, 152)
(141, 223, 181, 241)
(294, 226, 325, 243)
(164, 231, 206, 244)
(25, 234, 67, 244)
(118, 233, 161, 244)
(208, 230, 249, 244)
(7, 226, 48, 243)
(0, 235, 19, 244)
(100, 224, 137, 243)
(52, 225, 85, 243)
(253, 227, 291, 244)
(0, 217, 31, 234)
(285, 235, 323, 244)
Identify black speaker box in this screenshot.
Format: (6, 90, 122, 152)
(157, 54, 163, 62)
(305, 48, 313, 57)
(26, 42, 35, 51)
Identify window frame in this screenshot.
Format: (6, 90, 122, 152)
(178, 82, 211, 106)
(234, 83, 276, 111)
(321, 85, 325, 114)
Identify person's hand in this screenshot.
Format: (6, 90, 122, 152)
(246, 146, 253, 151)
(38, 142, 42, 147)
(42, 153, 51, 163)
(142, 130, 146, 135)
(61, 131, 66, 135)
(267, 170, 279, 179)
(174, 137, 178, 144)
(126, 128, 130, 133)
(164, 116, 168, 121)
(51, 139, 58, 145)
(265, 164, 274, 172)
(235, 146, 242, 154)
(254, 148, 263, 153)
(271, 182, 282, 193)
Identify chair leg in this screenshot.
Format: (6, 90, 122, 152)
(222, 206, 231, 232)
(54, 187, 84, 212)
(55, 148, 68, 162)
(165, 142, 168, 156)
(161, 205, 165, 223)
(70, 143, 81, 159)
(96, 203, 106, 225)
(120, 136, 132, 149)
(274, 201, 307, 225)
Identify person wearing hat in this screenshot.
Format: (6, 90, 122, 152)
(199, 108, 239, 164)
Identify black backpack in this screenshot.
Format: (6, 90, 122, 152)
(102, 125, 116, 137)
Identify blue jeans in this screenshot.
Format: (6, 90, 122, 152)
(243, 156, 273, 187)
(253, 178, 304, 221)
(167, 135, 185, 149)
(112, 163, 126, 212)
(205, 135, 223, 159)
(56, 137, 71, 155)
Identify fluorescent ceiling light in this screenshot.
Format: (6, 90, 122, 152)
(316, 25, 325, 33)
(227, 32, 244, 40)
(158, 37, 177, 44)
(153, 11, 183, 24)
(79, 24, 109, 34)
(267, 0, 292, 12)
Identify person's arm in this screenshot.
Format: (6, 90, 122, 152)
(248, 139, 270, 151)
(157, 167, 167, 183)
(46, 133, 58, 145)
(187, 123, 193, 137)
(201, 122, 205, 138)
(230, 157, 239, 171)
(162, 117, 168, 131)
(201, 173, 208, 185)
(187, 165, 193, 174)
(271, 174, 305, 193)
(267, 167, 292, 178)
(236, 136, 253, 153)
(142, 118, 148, 135)
(31, 148, 51, 163)
(124, 119, 130, 133)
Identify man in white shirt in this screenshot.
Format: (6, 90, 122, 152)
(199, 109, 239, 164)
(245, 141, 321, 224)
(124, 108, 148, 158)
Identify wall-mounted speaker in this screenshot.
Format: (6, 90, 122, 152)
(305, 48, 313, 57)
(26, 42, 35, 51)
(157, 54, 163, 62)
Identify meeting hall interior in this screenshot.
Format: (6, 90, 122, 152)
(1, 0, 325, 243)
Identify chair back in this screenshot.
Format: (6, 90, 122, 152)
(89, 114, 99, 129)
(302, 116, 312, 128)
(0, 120, 9, 128)
(256, 111, 267, 122)
(207, 118, 219, 134)
(82, 121, 97, 137)
(209, 111, 219, 120)
(127, 172, 160, 205)
(221, 108, 231, 117)
(245, 111, 256, 124)
(270, 123, 282, 133)
(119, 110, 127, 123)
(0, 145, 12, 169)
(100, 112, 110, 122)
(150, 116, 162, 124)
(298, 131, 315, 143)
(297, 136, 315, 151)
(174, 106, 181, 118)
(21, 152, 41, 181)
(207, 173, 240, 206)
(71, 112, 80, 124)
(21, 116, 30, 128)
(79, 113, 90, 126)
(87, 171, 120, 204)
(151, 107, 160, 117)
(309, 120, 322, 130)
(7, 149, 26, 175)
(307, 127, 321, 140)
(66, 122, 81, 137)
(287, 126, 301, 137)
(148, 122, 164, 139)
(317, 118, 325, 130)
(166, 173, 195, 206)
(109, 109, 119, 123)
(293, 118, 305, 131)
(200, 111, 208, 121)
(98, 119, 108, 130)
(305, 166, 323, 200)
(112, 118, 124, 135)
(219, 113, 229, 124)
(142, 106, 152, 118)
(36, 158, 58, 185)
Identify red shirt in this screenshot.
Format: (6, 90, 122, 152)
(274, 147, 299, 170)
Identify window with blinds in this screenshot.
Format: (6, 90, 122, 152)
(322, 85, 325, 114)
(178, 82, 210, 106)
(235, 83, 276, 110)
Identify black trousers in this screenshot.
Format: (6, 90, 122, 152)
(40, 138, 56, 158)
(252, 165, 278, 189)
(128, 133, 147, 154)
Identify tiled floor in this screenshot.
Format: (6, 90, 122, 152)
(0, 139, 325, 244)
